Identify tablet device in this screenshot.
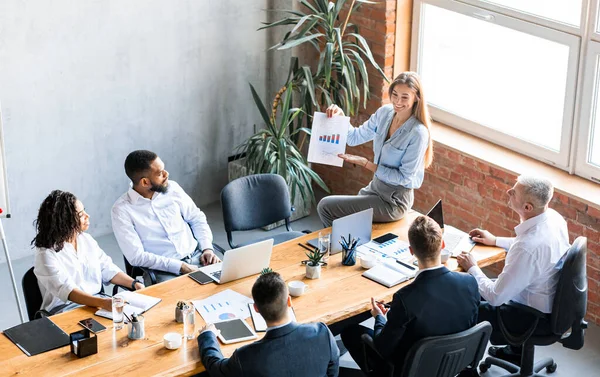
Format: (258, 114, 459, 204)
(213, 318, 258, 344)
(373, 233, 398, 244)
(78, 317, 107, 333)
(189, 270, 214, 285)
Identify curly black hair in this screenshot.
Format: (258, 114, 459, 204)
(32, 190, 81, 252)
(124, 150, 157, 184)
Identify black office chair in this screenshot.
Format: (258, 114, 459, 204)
(122, 243, 226, 285)
(479, 236, 588, 376)
(221, 174, 309, 249)
(361, 321, 492, 377)
(22, 266, 133, 321)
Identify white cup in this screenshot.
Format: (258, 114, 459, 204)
(359, 254, 377, 269)
(163, 332, 182, 350)
(288, 281, 308, 297)
(440, 249, 451, 264)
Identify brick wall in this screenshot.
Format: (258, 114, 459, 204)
(312, 0, 600, 326)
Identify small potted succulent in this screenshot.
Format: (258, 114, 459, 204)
(175, 300, 187, 323)
(261, 267, 274, 275)
(305, 247, 325, 279)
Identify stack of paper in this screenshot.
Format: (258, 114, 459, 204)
(192, 289, 253, 323)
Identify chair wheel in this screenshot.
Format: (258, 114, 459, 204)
(479, 363, 489, 373)
(546, 362, 557, 373)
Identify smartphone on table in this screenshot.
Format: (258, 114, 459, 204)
(78, 317, 107, 333)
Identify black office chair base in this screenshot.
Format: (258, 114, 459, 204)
(480, 356, 557, 376)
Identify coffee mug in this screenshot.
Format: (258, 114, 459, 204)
(288, 281, 308, 297)
(163, 332, 182, 350)
(359, 254, 377, 269)
(440, 249, 451, 264)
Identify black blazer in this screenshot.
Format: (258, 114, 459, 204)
(373, 266, 480, 373)
(198, 321, 340, 377)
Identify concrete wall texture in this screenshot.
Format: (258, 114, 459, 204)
(0, 0, 292, 261)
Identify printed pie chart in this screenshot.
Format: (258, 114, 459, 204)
(218, 312, 236, 320)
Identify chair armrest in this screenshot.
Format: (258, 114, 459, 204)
(34, 309, 51, 319)
(212, 242, 226, 257)
(112, 284, 134, 296)
(302, 230, 312, 234)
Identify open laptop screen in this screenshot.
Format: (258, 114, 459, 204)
(426, 199, 445, 229)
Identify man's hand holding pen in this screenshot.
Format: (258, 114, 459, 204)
(371, 297, 390, 317)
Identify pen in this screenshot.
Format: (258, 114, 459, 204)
(396, 259, 416, 270)
(298, 243, 314, 252)
(375, 300, 391, 309)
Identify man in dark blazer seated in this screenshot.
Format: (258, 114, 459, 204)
(341, 216, 480, 376)
(197, 272, 340, 377)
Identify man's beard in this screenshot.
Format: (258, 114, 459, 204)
(150, 181, 169, 193)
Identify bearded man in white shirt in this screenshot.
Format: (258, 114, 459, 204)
(457, 175, 570, 365)
(112, 150, 220, 285)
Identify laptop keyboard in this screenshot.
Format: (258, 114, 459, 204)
(210, 270, 222, 280)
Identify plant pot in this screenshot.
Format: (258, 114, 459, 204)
(306, 264, 321, 279)
(342, 248, 357, 266)
(228, 158, 311, 230)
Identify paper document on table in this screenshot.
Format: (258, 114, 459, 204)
(193, 289, 253, 324)
(358, 239, 412, 261)
(307, 112, 350, 167)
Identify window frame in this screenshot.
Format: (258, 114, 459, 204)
(411, 0, 581, 169)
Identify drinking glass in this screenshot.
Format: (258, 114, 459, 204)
(318, 232, 331, 263)
(112, 297, 125, 330)
(183, 303, 195, 340)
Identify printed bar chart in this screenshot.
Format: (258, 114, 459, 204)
(318, 134, 340, 144)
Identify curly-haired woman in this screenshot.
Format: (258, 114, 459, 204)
(33, 190, 144, 314)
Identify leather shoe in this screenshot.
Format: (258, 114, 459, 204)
(488, 345, 522, 366)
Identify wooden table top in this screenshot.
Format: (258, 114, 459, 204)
(0, 210, 506, 377)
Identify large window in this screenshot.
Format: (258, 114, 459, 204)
(412, 0, 600, 181)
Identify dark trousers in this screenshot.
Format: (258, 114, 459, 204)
(478, 302, 552, 345)
(341, 324, 393, 376)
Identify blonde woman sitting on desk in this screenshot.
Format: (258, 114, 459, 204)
(33, 190, 144, 315)
(317, 71, 434, 227)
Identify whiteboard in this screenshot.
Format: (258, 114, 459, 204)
(0, 104, 11, 218)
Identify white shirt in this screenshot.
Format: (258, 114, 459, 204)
(414, 264, 445, 278)
(467, 208, 570, 313)
(34, 233, 122, 312)
(111, 180, 213, 274)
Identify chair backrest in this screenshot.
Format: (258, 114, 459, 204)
(21, 267, 43, 321)
(221, 173, 292, 232)
(401, 321, 492, 377)
(551, 236, 587, 347)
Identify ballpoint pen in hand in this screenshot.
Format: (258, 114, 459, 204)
(375, 300, 391, 309)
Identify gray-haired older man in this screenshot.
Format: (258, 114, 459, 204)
(457, 175, 570, 365)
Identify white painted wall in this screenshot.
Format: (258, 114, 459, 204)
(0, 0, 292, 261)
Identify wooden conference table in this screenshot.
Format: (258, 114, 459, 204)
(0, 210, 506, 377)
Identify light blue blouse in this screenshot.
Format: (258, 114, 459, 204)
(347, 104, 429, 189)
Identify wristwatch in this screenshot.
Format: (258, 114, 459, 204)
(131, 280, 137, 290)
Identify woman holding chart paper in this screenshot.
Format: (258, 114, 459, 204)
(317, 72, 433, 227)
(33, 190, 144, 314)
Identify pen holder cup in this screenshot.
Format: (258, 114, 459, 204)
(128, 315, 145, 340)
(70, 329, 98, 358)
(342, 248, 357, 266)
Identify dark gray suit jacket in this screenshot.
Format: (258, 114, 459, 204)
(198, 321, 340, 377)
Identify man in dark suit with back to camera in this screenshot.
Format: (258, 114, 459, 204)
(341, 215, 480, 376)
(198, 271, 340, 377)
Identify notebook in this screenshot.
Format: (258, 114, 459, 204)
(362, 259, 418, 288)
(3, 316, 70, 356)
(95, 291, 161, 320)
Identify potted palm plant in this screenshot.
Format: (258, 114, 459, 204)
(229, 82, 329, 228)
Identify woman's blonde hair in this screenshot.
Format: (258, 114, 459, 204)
(388, 71, 433, 168)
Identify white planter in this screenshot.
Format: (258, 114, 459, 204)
(306, 264, 321, 279)
(227, 158, 311, 230)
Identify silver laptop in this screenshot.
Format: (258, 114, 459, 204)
(308, 208, 373, 254)
(199, 239, 274, 284)
(426, 200, 476, 256)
